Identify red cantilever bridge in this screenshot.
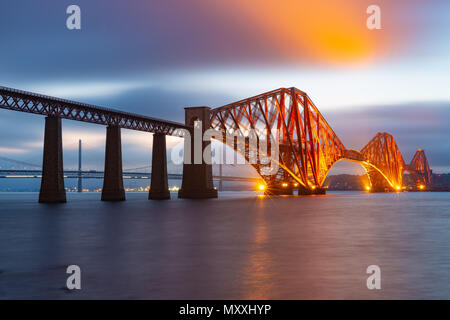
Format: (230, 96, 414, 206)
(210, 87, 432, 194)
(0, 86, 432, 202)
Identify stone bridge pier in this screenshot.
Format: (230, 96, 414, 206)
(101, 127, 171, 201)
(101, 125, 126, 201)
(148, 133, 170, 200)
(178, 107, 218, 199)
(39, 116, 66, 203)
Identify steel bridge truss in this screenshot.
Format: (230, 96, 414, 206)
(210, 88, 432, 192)
(0, 85, 432, 193)
(0, 86, 187, 136)
(359, 132, 405, 190)
(406, 149, 432, 187)
(210, 88, 345, 190)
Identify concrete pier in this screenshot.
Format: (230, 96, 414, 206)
(178, 107, 218, 199)
(101, 125, 125, 201)
(148, 133, 170, 200)
(39, 116, 66, 203)
(297, 186, 326, 195)
(265, 182, 294, 195)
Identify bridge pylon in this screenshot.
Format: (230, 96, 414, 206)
(149, 133, 170, 200)
(178, 107, 218, 199)
(39, 116, 66, 203)
(101, 125, 126, 201)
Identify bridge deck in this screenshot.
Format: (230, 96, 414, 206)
(0, 86, 188, 136)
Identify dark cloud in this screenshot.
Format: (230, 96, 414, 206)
(84, 87, 236, 123)
(0, 0, 283, 83)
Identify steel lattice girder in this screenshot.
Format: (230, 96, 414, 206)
(0, 86, 188, 136)
(359, 132, 405, 189)
(211, 88, 432, 191)
(406, 149, 432, 186)
(210, 87, 346, 189)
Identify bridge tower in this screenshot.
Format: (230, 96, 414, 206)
(406, 149, 432, 189)
(178, 107, 218, 199)
(359, 133, 405, 192)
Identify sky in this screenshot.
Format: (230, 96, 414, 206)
(0, 0, 449, 174)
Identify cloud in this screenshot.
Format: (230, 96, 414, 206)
(1, 0, 448, 85)
(324, 101, 450, 170)
(29, 80, 152, 99)
(0, 147, 28, 153)
(13, 58, 450, 118)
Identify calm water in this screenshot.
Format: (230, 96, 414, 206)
(1, 191, 450, 299)
(0, 178, 252, 192)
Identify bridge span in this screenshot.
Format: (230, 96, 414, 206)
(0, 86, 188, 202)
(0, 86, 432, 202)
(210, 88, 431, 195)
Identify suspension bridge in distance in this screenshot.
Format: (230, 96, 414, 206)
(0, 85, 432, 203)
(0, 169, 257, 182)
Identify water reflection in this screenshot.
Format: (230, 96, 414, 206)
(241, 198, 273, 299)
(1, 191, 450, 299)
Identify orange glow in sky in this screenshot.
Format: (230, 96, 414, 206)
(220, 0, 403, 65)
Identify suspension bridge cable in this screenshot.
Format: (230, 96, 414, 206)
(0, 156, 41, 168)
